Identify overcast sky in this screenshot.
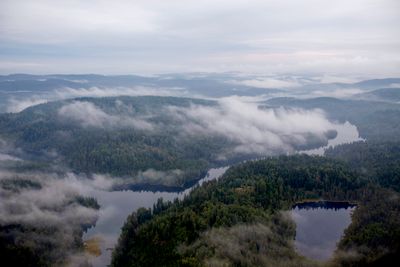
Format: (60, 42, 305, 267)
(0, 0, 399, 76)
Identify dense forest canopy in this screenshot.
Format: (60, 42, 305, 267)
(0, 95, 338, 189)
(326, 141, 400, 192)
(111, 150, 400, 267)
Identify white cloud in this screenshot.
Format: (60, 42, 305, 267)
(58, 101, 154, 130)
(0, 138, 24, 161)
(136, 169, 184, 186)
(229, 78, 300, 89)
(168, 97, 338, 154)
(7, 98, 48, 113)
(389, 83, 400, 88)
(312, 88, 364, 98)
(0, 153, 22, 161)
(318, 75, 363, 84)
(0, 0, 157, 43)
(0, 0, 399, 76)
(5, 85, 189, 113)
(56, 86, 186, 99)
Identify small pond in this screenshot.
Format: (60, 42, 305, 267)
(291, 201, 356, 261)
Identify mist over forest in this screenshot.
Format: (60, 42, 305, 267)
(1, 0, 400, 266)
(1, 73, 399, 266)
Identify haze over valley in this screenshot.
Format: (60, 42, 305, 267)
(1, 1, 400, 267)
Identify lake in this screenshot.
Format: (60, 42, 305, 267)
(83, 167, 228, 267)
(291, 201, 356, 261)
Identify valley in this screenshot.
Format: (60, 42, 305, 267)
(0, 74, 399, 267)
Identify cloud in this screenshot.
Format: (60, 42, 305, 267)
(0, 0, 157, 43)
(0, 163, 119, 265)
(0, 172, 101, 225)
(389, 83, 400, 88)
(55, 86, 187, 99)
(6, 98, 48, 113)
(312, 88, 364, 98)
(0, 0, 399, 75)
(4, 85, 189, 113)
(318, 75, 363, 84)
(0, 170, 100, 264)
(229, 78, 301, 89)
(58, 101, 154, 130)
(0, 138, 24, 162)
(136, 169, 184, 186)
(0, 153, 22, 161)
(168, 97, 338, 154)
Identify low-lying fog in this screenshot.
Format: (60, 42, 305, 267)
(0, 73, 380, 266)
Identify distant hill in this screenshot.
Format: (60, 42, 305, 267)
(266, 96, 400, 142)
(352, 78, 400, 89)
(0, 73, 281, 98)
(1, 74, 400, 113)
(354, 87, 400, 102)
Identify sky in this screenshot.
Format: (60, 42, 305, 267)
(0, 0, 399, 76)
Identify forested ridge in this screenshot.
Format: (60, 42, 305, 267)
(326, 141, 400, 192)
(112, 147, 400, 267)
(0, 96, 228, 188)
(0, 95, 332, 189)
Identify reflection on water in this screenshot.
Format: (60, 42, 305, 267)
(291, 201, 356, 261)
(83, 167, 228, 267)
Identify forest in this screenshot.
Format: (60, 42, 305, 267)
(0, 91, 399, 267)
(111, 141, 400, 267)
(0, 96, 226, 188)
(0, 92, 399, 267)
(0, 95, 333, 189)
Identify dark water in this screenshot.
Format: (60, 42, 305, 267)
(83, 167, 229, 267)
(291, 201, 356, 261)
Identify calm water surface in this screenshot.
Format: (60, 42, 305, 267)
(291, 202, 356, 261)
(83, 167, 228, 266)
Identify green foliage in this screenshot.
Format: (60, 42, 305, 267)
(0, 178, 42, 192)
(179, 216, 320, 267)
(74, 196, 101, 210)
(334, 188, 400, 267)
(0, 224, 83, 267)
(111, 155, 370, 267)
(0, 96, 232, 188)
(326, 141, 400, 192)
